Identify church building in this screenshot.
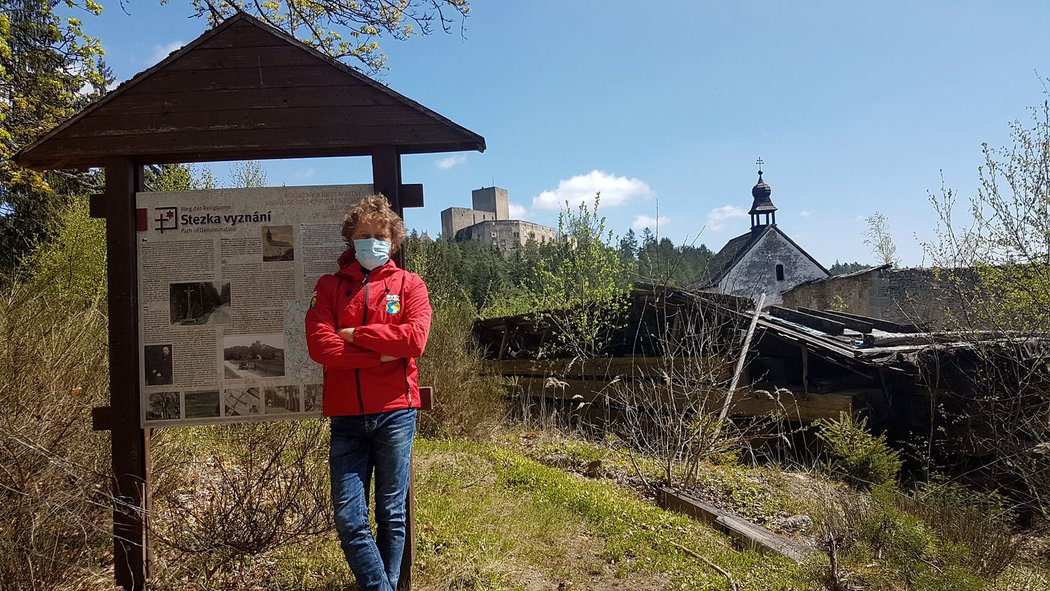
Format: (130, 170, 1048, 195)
(695, 169, 829, 305)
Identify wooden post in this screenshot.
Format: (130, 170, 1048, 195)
(718, 293, 766, 423)
(801, 346, 809, 395)
(370, 146, 417, 591)
(104, 158, 150, 590)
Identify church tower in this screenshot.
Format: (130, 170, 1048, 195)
(749, 163, 777, 229)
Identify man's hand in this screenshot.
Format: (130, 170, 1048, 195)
(338, 327, 355, 343)
(379, 354, 399, 363)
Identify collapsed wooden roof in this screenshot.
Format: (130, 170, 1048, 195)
(13, 12, 485, 169)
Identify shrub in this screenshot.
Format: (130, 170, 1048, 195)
(902, 479, 1020, 579)
(815, 413, 902, 489)
(19, 194, 107, 308)
(416, 301, 507, 439)
(0, 281, 111, 590)
(148, 420, 333, 587)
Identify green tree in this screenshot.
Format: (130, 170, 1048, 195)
(864, 211, 899, 267)
(528, 195, 631, 361)
(190, 0, 469, 72)
(230, 160, 266, 188)
(828, 260, 872, 275)
(0, 0, 105, 276)
(144, 163, 216, 192)
(927, 95, 1050, 520)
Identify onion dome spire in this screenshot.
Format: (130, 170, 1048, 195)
(749, 158, 777, 229)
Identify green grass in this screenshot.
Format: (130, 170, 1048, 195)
(411, 438, 810, 591)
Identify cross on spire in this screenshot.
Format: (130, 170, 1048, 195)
(756, 157, 764, 175)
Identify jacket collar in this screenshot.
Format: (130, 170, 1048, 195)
(335, 249, 399, 281)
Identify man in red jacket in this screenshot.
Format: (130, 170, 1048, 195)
(305, 194, 432, 591)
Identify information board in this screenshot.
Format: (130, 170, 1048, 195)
(136, 184, 371, 427)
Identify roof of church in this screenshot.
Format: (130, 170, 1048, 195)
(695, 225, 829, 289)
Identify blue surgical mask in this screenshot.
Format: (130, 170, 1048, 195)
(353, 238, 391, 270)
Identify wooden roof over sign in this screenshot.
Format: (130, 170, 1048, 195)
(13, 12, 485, 169)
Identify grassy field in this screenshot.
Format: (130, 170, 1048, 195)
(248, 436, 812, 591)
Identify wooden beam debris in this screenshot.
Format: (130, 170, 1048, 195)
(798, 308, 874, 333)
(768, 306, 846, 335)
(656, 487, 811, 562)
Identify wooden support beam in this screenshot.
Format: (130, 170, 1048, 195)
(89, 193, 106, 219)
(399, 183, 424, 208)
(371, 145, 417, 590)
(418, 386, 433, 411)
(92, 406, 113, 431)
(371, 145, 401, 213)
(801, 346, 809, 395)
(768, 306, 846, 335)
(104, 158, 150, 590)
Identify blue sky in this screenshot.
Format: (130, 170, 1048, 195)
(66, 1, 1050, 266)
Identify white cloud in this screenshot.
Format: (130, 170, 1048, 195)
(532, 170, 653, 210)
(706, 205, 747, 231)
(151, 41, 185, 63)
(632, 215, 670, 231)
(293, 167, 316, 179)
(435, 155, 467, 170)
(800, 210, 813, 218)
(508, 202, 528, 219)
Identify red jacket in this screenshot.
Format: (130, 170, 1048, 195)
(305, 251, 432, 416)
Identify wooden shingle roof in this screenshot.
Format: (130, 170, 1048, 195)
(14, 12, 485, 169)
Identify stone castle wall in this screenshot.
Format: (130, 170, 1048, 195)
(782, 267, 983, 329)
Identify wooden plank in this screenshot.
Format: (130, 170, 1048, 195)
(768, 306, 846, 335)
(26, 124, 465, 162)
(165, 45, 322, 71)
(798, 307, 874, 333)
(122, 65, 355, 95)
(105, 158, 149, 590)
(59, 106, 442, 138)
(105, 86, 401, 115)
(656, 487, 810, 562)
(730, 388, 853, 422)
(485, 356, 731, 381)
(512, 376, 851, 421)
(20, 141, 476, 169)
(196, 21, 296, 50)
(826, 310, 921, 333)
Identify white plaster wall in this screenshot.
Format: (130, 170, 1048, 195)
(718, 229, 827, 305)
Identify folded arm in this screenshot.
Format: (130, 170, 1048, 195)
(351, 277, 433, 359)
(305, 277, 383, 369)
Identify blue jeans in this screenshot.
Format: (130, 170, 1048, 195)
(330, 409, 417, 591)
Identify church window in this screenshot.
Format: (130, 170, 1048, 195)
(775, 264, 785, 281)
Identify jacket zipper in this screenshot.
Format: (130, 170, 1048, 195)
(353, 272, 370, 414)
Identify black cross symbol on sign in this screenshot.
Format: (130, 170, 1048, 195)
(154, 207, 178, 233)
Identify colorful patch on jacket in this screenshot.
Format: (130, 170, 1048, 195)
(309, 291, 317, 308)
(386, 300, 401, 315)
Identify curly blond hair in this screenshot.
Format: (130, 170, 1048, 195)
(341, 193, 407, 250)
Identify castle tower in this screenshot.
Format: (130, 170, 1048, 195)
(471, 186, 509, 220)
